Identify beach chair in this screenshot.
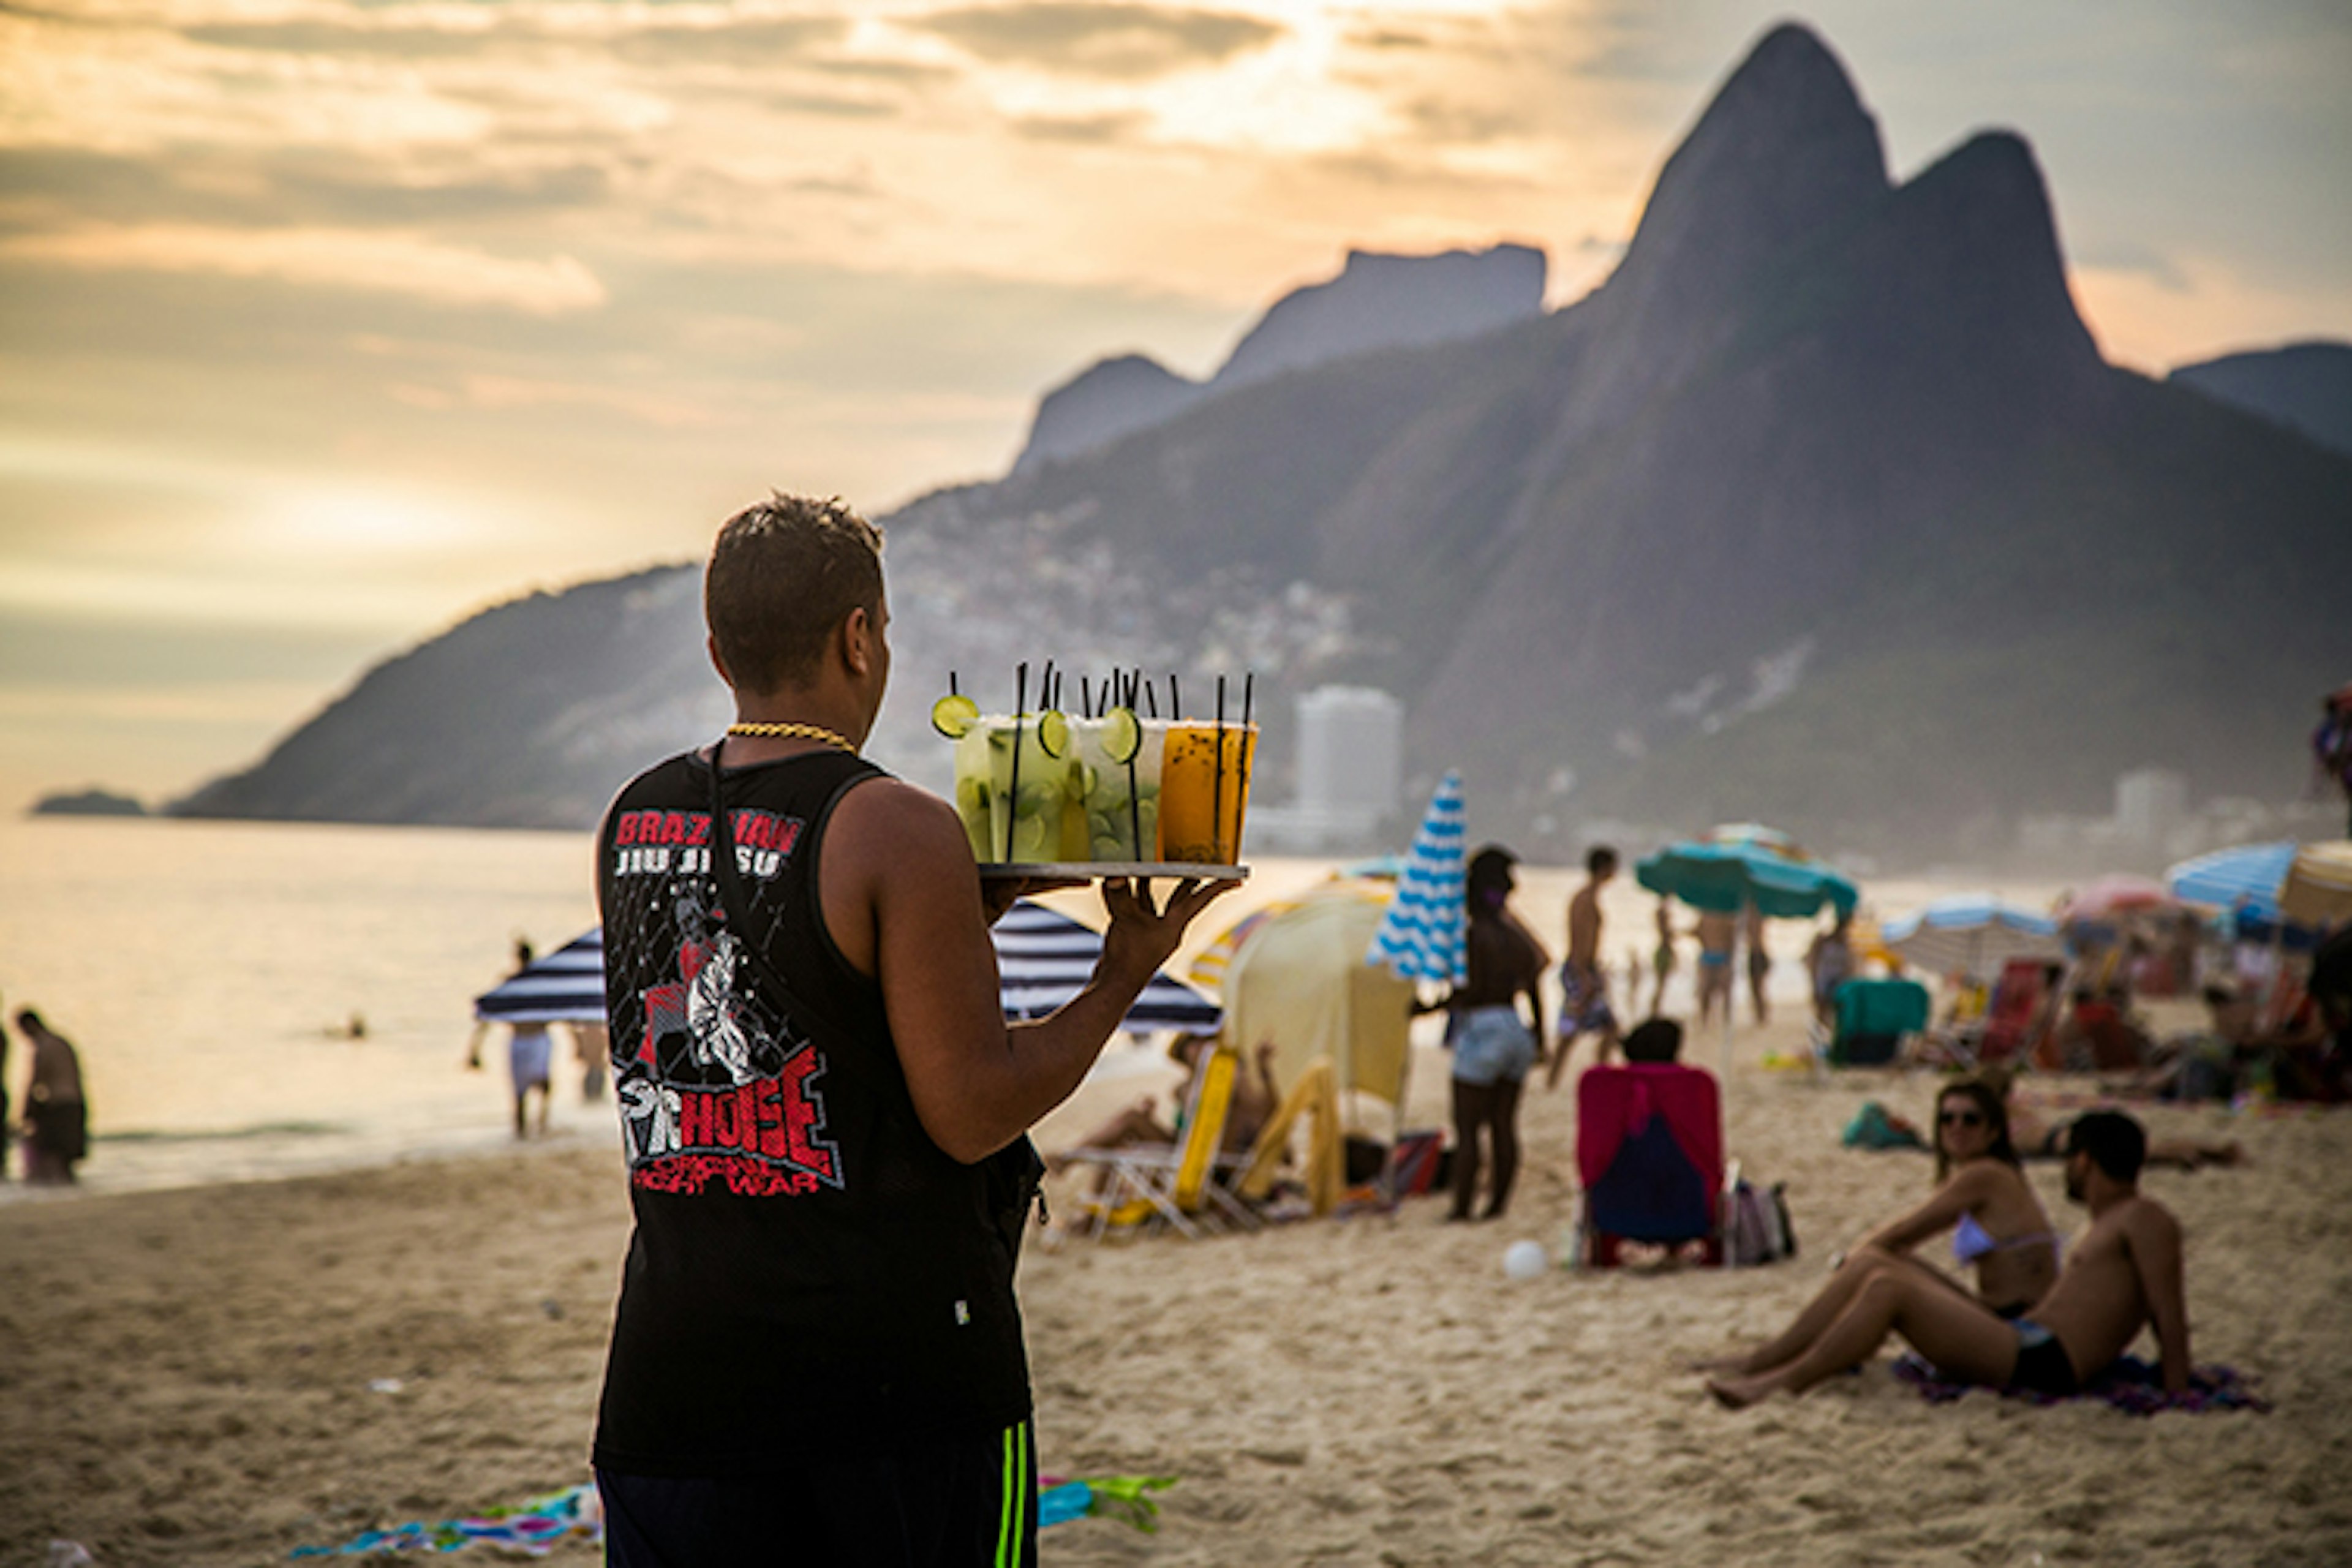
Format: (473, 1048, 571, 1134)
(1931, 959, 2058, 1071)
(1574, 1063, 1725, 1267)
(1237, 1056, 1345, 1217)
(1061, 1041, 1261, 1240)
(1818, 977, 1931, 1066)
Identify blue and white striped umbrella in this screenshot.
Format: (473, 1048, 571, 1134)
(2165, 840, 2296, 926)
(993, 900, 1221, 1033)
(473, 913, 1220, 1034)
(1880, 895, 2064, 977)
(1365, 771, 1467, 984)
(474, 928, 606, 1025)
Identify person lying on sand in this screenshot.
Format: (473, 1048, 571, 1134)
(1980, 1063, 2242, 1170)
(1696, 1079, 2058, 1381)
(1706, 1110, 2189, 1408)
(1052, 1034, 1278, 1178)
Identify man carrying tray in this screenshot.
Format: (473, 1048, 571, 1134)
(592, 493, 1225, 1566)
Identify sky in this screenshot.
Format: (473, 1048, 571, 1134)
(2, 0, 2348, 814)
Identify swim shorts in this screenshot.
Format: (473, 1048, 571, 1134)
(1556, 966, 1616, 1036)
(2007, 1321, 2079, 1398)
(1452, 1005, 1537, 1087)
(600, 1418, 1038, 1568)
(508, 1025, 553, 1090)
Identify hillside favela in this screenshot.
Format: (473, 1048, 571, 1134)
(2, 9, 2348, 1567)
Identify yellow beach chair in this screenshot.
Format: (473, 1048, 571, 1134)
(1062, 1041, 1261, 1240)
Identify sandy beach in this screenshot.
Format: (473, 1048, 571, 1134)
(5, 998, 2347, 1567)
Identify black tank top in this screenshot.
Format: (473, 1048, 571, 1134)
(592, 747, 1032, 1475)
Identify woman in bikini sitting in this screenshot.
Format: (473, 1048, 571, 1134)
(1695, 1078, 2059, 1374)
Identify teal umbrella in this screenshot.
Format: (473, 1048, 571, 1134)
(1635, 826, 1861, 1075)
(1635, 827, 1860, 921)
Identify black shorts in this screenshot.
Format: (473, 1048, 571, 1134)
(2008, 1330, 2080, 1398)
(600, 1419, 1037, 1568)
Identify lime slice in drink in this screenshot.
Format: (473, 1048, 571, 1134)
(931, 693, 981, 738)
(1035, 709, 1071, 758)
(1098, 706, 1141, 764)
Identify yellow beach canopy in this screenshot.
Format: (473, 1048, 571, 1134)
(1216, 882, 1414, 1115)
(2281, 840, 2352, 928)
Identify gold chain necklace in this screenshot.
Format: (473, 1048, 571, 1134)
(725, 720, 857, 753)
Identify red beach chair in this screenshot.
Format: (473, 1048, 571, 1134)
(1574, 1063, 1725, 1267)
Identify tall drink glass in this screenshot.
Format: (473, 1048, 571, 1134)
(1158, 722, 1256, 864)
(1071, 717, 1165, 862)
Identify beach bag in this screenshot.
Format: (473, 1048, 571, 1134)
(1725, 1178, 1797, 1267)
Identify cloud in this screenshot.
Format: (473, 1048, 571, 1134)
(0, 148, 615, 232)
(915, 2, 1281, 80)
(0, 225, 608, 315)
(2071, 239, 2192, 293)
(1403, 97, 1529, 146)
(1011, 110, 1149, 143)
(181, 20, 522, 60)
(611, 17, 850, 66)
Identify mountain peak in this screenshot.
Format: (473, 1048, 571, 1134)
(1613, 23, 1887, 313)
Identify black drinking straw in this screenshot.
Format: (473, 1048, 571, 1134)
(1213, 675, 1227, 867)
(1007, 662, 1027, 863)
(1140, 672, 1157, 719)
(1080, 676, 1092, 721)
(949, 671, 959, 698)
(1121, 669, 1142, 862)
(1237, 672, 1254, 857)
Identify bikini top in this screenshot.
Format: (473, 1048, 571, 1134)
(1953, 1210, 2062, 1266)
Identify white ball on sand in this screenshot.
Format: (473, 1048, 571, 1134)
(1502, 1240, 1548, 1281)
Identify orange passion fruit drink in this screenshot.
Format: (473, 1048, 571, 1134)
(1158, 722, 1256, 864)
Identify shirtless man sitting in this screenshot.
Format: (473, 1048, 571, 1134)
(1706, 1110, 2189, 1408)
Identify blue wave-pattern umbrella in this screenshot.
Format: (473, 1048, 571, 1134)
(1880, 895, 2064, 976)
(994, 900, 1221, 1033)
(2165, 841, 2296, 926)
(474, 928, 606, 1025)
(1365, 771, 1468, 985)
(1635, 827, 1860, 921)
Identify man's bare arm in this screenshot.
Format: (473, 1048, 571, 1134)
(825, 780, 1224, 1163)
(2127, 1202, 2193, 1395)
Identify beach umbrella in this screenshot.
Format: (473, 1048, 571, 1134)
(2280, 840, 2352, 929)
(1635, 824, 1858, 1074)
(1634, 826, 1860, 921)
(2057, 875, 2177, 925)
(2165, 842, 2297, 926)
(993, 900, 1221, 1033)
(1880, 895, 2065, 978)
(1365, 771, 1468, 986)
(475, 911, 1219, 1035)
(473, 928, 606, 1025)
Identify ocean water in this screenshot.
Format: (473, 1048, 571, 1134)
(0, 815, 614, 1201)
(0, 815, 2076, 1202)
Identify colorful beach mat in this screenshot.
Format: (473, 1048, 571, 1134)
(1891, 1352, 2271, 1417)
(289, 1484, 600, 1557)
(290, 1475, 1176, 1557)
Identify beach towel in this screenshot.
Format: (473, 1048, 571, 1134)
(290, 1475, 1177, 1556)
(1841, 1101, 1926, 1150)
(1891, 1352, 2271, 1417)
(289, 1484, 601, 1556)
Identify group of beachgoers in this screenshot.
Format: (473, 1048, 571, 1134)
(1697, 1076, 2192, 1409)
